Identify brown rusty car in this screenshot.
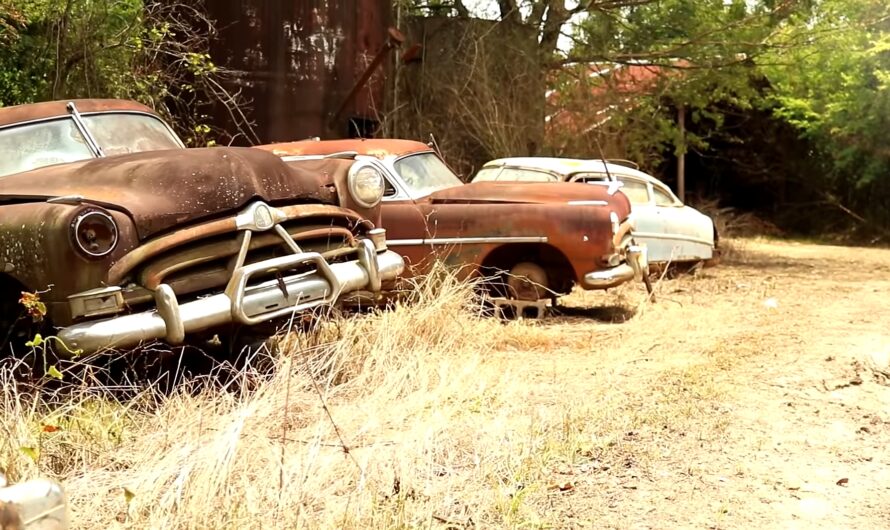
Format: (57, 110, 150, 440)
(257, 139, 649, 304)
(0, 100, 404, 356)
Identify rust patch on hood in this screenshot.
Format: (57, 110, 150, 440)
(0, 147, 333, 240)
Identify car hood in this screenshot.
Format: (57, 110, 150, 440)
(0, 147, 332, 240)
(429, 181, 629, 208)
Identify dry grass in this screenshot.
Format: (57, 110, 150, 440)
(0, 256, 770, 529)
(690, 198, 781, 239)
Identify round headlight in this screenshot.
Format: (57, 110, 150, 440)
(71, 210, 118, 258)
(348, 163, 385, 208)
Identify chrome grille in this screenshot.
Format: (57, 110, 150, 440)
(132, 215, 359, 301)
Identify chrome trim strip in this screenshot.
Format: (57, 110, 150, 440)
(387, 236, 548, 246)
(567, 200, 608, 206)
(631, 231, 713, 246)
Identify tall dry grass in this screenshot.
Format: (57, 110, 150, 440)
(0, 262, 750, 529)
(0, 271, 569, 528)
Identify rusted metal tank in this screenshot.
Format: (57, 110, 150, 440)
(207, 0, 392, 144)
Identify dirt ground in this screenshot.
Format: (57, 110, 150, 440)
(497, 239, 890, 529)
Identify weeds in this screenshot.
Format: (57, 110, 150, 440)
(0, 254, 762, 528)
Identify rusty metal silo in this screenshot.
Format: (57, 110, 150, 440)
(206, 0, 392, 144)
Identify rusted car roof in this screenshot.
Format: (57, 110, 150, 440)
(0, 99, 155, 128)
(258, 138, 431, 159)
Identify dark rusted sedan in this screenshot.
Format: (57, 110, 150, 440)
(258, 139, 648, 306)
(0, 100, 404, 356)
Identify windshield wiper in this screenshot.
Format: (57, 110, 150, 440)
(66, 102, 105, 158)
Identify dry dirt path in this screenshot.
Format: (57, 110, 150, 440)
(495, 239, 890, 529)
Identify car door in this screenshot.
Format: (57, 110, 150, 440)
(649, 183, 713, 261)
(612, 176, 685, 262)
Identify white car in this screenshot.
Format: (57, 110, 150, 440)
(473, 157, 717, 264)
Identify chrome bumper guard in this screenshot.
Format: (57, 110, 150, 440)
(0, 476, 69, 529)
(582, 244, 649, 289)
(58, 201, 405, 354)
(59, 249, 403, 353)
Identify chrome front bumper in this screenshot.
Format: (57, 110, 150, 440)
(581, 245, 649, 290)
(58, 242, 404, 354)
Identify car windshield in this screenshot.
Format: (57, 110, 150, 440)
(473, 167, 558, 182)
(393, 152, 463, 196)
(0, 112, 182, 178)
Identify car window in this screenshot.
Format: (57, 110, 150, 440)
(0, 119, 94, 177)
(473, 167, 557, 182)
(500, 168, 556, 182)
(0, 113, 183, 179)
(617, 177, 650, 204)
(383, 176, 398, 197)
(472, 167, 501, 182)
(393, 152, 464, 196)
(569, 172, 610, 183)
(652, 184, 680, 207)
(83, 113, 182, 156)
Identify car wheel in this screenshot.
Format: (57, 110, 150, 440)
(506, 262, 549, 301)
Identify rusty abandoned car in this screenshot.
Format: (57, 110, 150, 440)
(257, 139, 650, 307)
(0, 99, 404, 356)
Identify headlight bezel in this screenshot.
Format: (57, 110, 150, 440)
(70, 208, 119, 259)
(347, 162, 385, 208)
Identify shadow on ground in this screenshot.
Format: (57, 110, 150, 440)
(550, 304, 637, 324)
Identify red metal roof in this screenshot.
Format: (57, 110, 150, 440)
(546, 61, 689, 137)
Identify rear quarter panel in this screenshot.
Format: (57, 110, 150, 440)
(381, 199, 624, 281)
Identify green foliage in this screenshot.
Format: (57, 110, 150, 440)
(762, 0, 890, 227)
(0, 0, 144, 106)
(555, 1, 789, 160)
(548, 0, 890, 232)
(0, 1, 253, 144)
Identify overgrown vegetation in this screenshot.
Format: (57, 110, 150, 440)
(0, 0, 255, 145)
(398, 0, 890, 237)
(0, 265, 761, 527)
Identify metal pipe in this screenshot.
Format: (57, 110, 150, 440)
(331, 27, 405, 128)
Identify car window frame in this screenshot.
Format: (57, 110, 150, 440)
(568, 172, 611, 184)
(615, 175, 652, 205)
(651, 181, 683, 207)
(0, 110, 185, 178)
(381, 169, 412, 201)
(80, 110, 186, 151)
(474, 165, 561, 183)
(383, 151, 463, 201)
